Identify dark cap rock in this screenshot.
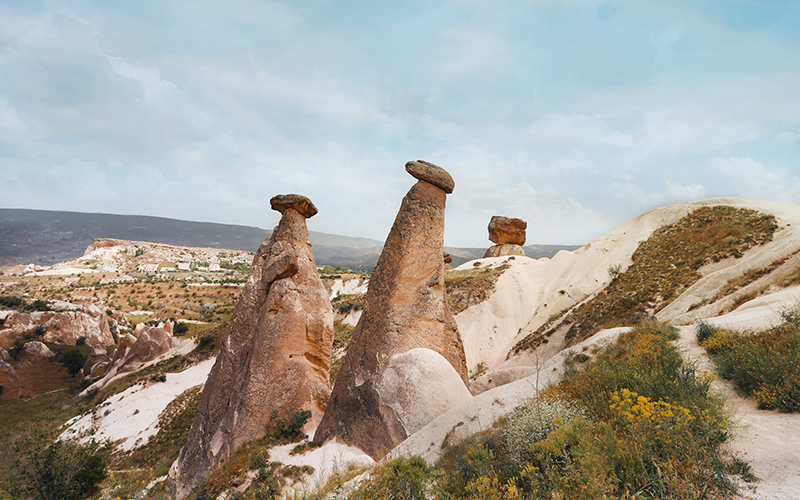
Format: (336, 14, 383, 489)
(405, 160, 455, 194)
(270, 194, 318, 218)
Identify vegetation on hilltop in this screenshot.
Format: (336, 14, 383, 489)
(513, 206, 778, 354)
(445, 262, 511, 315)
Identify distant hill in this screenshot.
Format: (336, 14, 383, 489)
(0, 209, 381, 267)
(0, 208, 580, 269)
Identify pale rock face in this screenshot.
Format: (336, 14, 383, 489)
(0, 360, 22, 400)
(23, 341, 55, 359)
(483, 244, 526, 258)
(0, 311, 115, 348)
(92, 325, 174, 391)
(173, 196, 333, 499)
(314, 162, 468, 458)
(376, 348, 472, 436)
(82, 344, 110, 379)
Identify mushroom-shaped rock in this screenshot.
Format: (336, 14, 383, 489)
(405, 160, 455, 194)
(270, 194, 318, 218)
(174, 195, 333, 498)
(0, 360, 22, 400)
(314, 161, 468, 458)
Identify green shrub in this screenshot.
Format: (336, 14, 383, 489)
(174, 322, 190, 336)
(270, 408, 311, 440)
(61, 348, 87, 378)
(353, 456, 429, 500)
(502, 396, 588, 467)
(75, 336, 86, 346)
(8, 423, 107, 500)
(699, 314, 800, 412)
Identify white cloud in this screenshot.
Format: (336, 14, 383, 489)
(0, 95, 29, 143)
(706, 156, 799, 201)
(610, 180, 706, 206)
(529, 113, 635, 148)
(641, 110, 765, 154)
(775, 131, 800, 144)
(108, 57, 182, 105)
(439, 30, 507, 77)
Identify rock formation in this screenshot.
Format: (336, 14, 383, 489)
(90, 323, 174, 390)
(0, 359, 22, 400)
(22, 341, 55, 359)
(314, 160, 469, 458)
(173, 194, 334, 498)
(483, 216, 527, 258)
(0, 310, 115, 348)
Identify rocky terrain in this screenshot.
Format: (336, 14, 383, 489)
(2, 193, 800, 500)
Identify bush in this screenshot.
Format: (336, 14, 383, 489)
(61, 348, 87, 378)
(75, 336, 86, 346)
(270, 408, 311, 440)
(0, 295, 23, 309)
(502, 396, 588, 467)
(8, 423, 106, 500)
(353, 456, 428, 500)
(174, 322, 190, 336)
(698, 314, 800, 412)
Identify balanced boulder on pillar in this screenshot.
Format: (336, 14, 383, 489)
(314, 160, 470, 458)
(483, 216, 527, 258)
(173, 194, 334, 498)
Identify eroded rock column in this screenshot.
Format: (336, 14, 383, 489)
(173, 194, 334, 498)
(314, 160, 469, 458)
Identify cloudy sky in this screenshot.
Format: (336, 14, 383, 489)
(1, 1, 799, 247)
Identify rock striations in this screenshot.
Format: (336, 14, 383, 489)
(173, 195, 334, 498)
(484, 216, 527, 258)
(314, 160, 469, 458)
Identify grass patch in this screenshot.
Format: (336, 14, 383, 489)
(698, 306, 800, 412)
(331, 293, 366, 315)
(559, 206, 777, 346)
(445, 263, 510, 315)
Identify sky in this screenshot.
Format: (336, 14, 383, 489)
(1, 1, 799, 247)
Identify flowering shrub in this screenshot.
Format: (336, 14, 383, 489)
(503, 396, 587, 466)
(698, 314, 800, 412)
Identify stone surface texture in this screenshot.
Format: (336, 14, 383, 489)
(173, 201, 333, 499)
(405, 160, 455, 194)
(270, 194, 318, 218)
(91, 323, 174, 390)
(314, 167, 468, 458)
(488, 216, 527, 245)
(0, 310, 115, 348)
(23, 341, 55, 359)
(483, 244, 527, 258)
(0, 359, 22, 400)
(376, 348, 472, 436)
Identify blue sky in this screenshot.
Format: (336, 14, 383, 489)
(1, 1, 798, 247)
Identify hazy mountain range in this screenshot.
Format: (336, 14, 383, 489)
(0, 209, 580, 269)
